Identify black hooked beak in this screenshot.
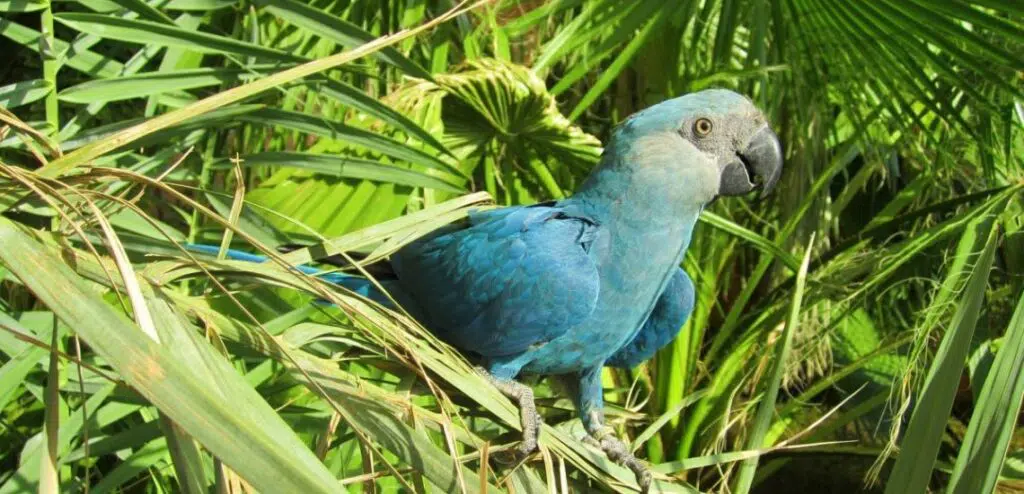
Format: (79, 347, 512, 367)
(718, 125, 783, 198)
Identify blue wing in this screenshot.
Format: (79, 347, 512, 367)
(390, 203, 602, 357)
(606, 268, 695, 368)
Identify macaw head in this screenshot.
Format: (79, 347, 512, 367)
(605, 88, 783, 206)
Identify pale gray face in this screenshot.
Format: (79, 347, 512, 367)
(672, 90, 783, 197)
(617, 89, 784, 201)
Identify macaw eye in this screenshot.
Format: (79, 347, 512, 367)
(694, 118, 713, 137)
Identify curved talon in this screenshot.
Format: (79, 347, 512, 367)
(594, 432, 652, 493)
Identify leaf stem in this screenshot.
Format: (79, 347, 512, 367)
(40, 0, 59, 138)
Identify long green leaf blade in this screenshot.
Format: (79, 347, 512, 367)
(0, 0, 44, 11)
(241, 108, 464, 178)
(0, 79, 51, 109)
(256, 0, 431, 79)
(947, 288, 1024, 493)
(39, 2, 481, 177)
(235, 152, 465, 192)
(0, 217, 342, 493)
(58, 67, 274, 104)
(883, 213, 1001, 494)
(54, 13, 301, 61)
(733, 234, 814, 492)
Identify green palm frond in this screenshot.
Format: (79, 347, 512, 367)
(389, 58, 601, 202)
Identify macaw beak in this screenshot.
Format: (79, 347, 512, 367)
(718, 125, 784, 197)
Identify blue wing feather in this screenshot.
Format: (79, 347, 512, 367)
(391, 203, 602, 357)
(606, 268, 695, 368)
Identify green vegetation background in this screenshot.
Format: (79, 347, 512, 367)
(0, 1, 1021, 492)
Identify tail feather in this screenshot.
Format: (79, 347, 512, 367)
(276, 243, 396, 278)
(184, 243, 405, 309)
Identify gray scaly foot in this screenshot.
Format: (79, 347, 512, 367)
(478, 367, 542, 462)
(586, 417, 652, 493)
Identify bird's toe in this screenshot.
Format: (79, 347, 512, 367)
(491, 433, 538, 466)
(637, 468, 653, 493)
(595, 434, 652, 492)
(515, 439, 537, 461)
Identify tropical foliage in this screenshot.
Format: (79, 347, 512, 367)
(0, 0, 1022, 492)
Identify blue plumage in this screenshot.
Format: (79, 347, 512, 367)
(606, 268, 696, 368)
(183, 243, 393, 304)
(189, 89, 783, 491)
(391, 203, 603, 359)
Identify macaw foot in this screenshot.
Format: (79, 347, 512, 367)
(478, 367, 542, 462)
(585, 425, 652, 493)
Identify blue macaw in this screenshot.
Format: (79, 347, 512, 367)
(190, 89, 782, 491)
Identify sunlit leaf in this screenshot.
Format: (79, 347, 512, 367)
(233, 152, 465, 192)
(0, 79, 51, 109)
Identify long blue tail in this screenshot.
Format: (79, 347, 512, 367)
(184, 243, 398, 307)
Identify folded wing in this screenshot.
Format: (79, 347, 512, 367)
(390, 204, 603, 357)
